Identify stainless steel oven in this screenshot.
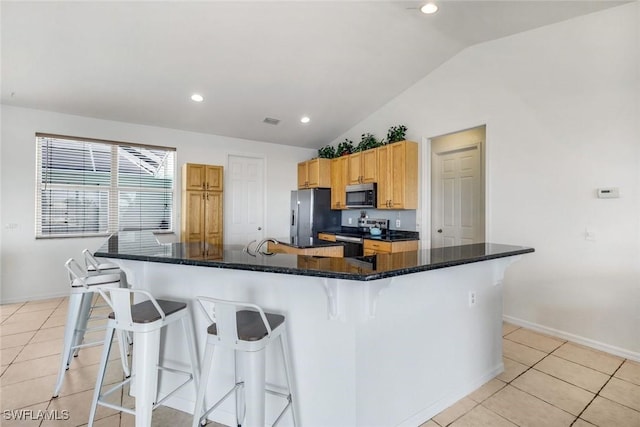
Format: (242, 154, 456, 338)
(334, 235, 363, 257)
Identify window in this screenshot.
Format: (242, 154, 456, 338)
(36, 133, 175, 238)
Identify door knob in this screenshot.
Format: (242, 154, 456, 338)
(437, 229, 443, 233)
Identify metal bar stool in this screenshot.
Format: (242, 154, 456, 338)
(191, 297, 297, 427)
(52, 258, 131, 398)
(83, 249, 134, 347)
(88, 288, 199, 427)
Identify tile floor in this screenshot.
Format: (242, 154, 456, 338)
(1, 297, 639, 427)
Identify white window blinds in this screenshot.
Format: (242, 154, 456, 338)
(36, 134, 176, 238)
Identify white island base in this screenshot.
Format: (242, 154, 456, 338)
(113, 256, 520, 427)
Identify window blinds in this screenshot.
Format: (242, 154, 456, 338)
(35, 134, 175, 238)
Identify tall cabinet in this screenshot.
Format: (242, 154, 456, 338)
(181, 163, 224, 247)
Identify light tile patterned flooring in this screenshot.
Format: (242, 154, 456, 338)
(1, 297, 639, 426)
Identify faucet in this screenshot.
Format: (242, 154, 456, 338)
(243, 240, 257, 257)
(255, 238, 279, 255)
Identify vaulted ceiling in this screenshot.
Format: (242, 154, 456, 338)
(1, 1, 627, 148)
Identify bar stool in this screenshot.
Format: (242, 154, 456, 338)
(88, 288, 199, 427)
(191, 297, 297, 427)
(53, 259, 131, 398)
(83, 249, 122, 276)
(83, 249, 134, 347)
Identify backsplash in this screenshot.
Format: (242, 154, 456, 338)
(341, 210, 417, 231)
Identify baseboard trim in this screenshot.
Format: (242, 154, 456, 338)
(1, 291, 69, 305)
(503, 315, 640, 362)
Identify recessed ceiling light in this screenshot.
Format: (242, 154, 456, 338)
(420, 3, 438, 14)
(191, 94, 204, 102)
(300, 116, 311, 124)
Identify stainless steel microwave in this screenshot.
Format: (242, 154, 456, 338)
(345, 183, 377, 208)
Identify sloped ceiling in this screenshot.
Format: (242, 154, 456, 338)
(1, 1, 627, 148)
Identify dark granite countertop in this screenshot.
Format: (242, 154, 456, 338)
(319, 227, 420, 242)
(94, 232, 534, 282)
(274, 236, 343, 249)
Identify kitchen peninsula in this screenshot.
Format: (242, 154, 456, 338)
(95, 232, 533, 427)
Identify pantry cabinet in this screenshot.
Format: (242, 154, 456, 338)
(298, 158, 331, 189)
(376, 141, 418, 209)
(181, 163, 223, 246)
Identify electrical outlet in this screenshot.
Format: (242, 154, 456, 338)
(395, 219, 401, 228)
(348, 217, 353, 225)
(468, 291, 476, 307)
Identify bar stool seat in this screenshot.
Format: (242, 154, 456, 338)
(88, 288, 199, 427)
(52, 259, 130, 398)
(192, 297, 297, 427)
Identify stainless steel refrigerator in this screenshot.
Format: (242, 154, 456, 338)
(290, 188, 341, 240)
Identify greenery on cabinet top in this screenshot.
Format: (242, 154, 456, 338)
(317, 125, 408, 159)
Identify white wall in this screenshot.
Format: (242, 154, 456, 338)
(332, 4, 640, 356)
(0, 105, 315, 302)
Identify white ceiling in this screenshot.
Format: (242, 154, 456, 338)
(1, 1, 627, 149)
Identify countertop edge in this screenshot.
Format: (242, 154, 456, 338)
(95, 247, 534, 282)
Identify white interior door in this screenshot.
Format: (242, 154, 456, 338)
(227, 155, 265, 246)
(431, 128, 485, 248)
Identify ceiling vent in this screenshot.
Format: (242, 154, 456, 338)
(263, 117, 281, 125)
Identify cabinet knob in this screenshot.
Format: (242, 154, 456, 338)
(437, 229, 443, 233)
(258, 227, 262, 231)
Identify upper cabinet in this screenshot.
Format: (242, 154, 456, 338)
(183, 163, 223, 191)
(347, 150, 377, 185)
(377, 141, 418, 209)
(298, 158, 331, 189)
(330, 156, 349, 210)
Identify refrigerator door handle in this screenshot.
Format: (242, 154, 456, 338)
(291, 209, 296, 227)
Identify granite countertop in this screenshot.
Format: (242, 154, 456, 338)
(319, 228, 420, 242)
(95, 232, 534, 282)
(274, 236, 343, 249)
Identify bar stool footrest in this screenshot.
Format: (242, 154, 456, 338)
(201, 383, 243, 422)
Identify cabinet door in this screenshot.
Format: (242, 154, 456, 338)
(205, 191, 223, 246)
(182, 191, 205, 241)
(376, 146, 391, 208)
(297, 161, 308, 189)
(390, 141, 418, 209)
(307, 158, 331, 188)
(184, 163, 206, 191)
(330, 157, 348, 209)
(361, 149, 377, 183)
(347, 153, 362, 185)
(389, 142, 406, 209)
(307, 159, 320, 187)
(205, 166, 223, 191)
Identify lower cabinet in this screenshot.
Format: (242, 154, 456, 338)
(267, 242, 344, 257)
(363, 239, 418, 256)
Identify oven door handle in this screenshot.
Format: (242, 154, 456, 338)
(335, 235, 363, 243)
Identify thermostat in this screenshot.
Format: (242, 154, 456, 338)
(597, 187, 620, 199)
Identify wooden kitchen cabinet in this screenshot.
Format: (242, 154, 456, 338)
(330, 157, 349, 209)
(318, 233, 337, 242)
(363, 239, 418, 255)
(377, 141, 418, 209)
(267, 241, 343, 257)
(181, 163, 223, 246)
(183, 163, 223, 191)
(347, 149, 377, 185)
(298, 158, 331, 189)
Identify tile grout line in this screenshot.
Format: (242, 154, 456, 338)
(569, 359, 627, 426)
